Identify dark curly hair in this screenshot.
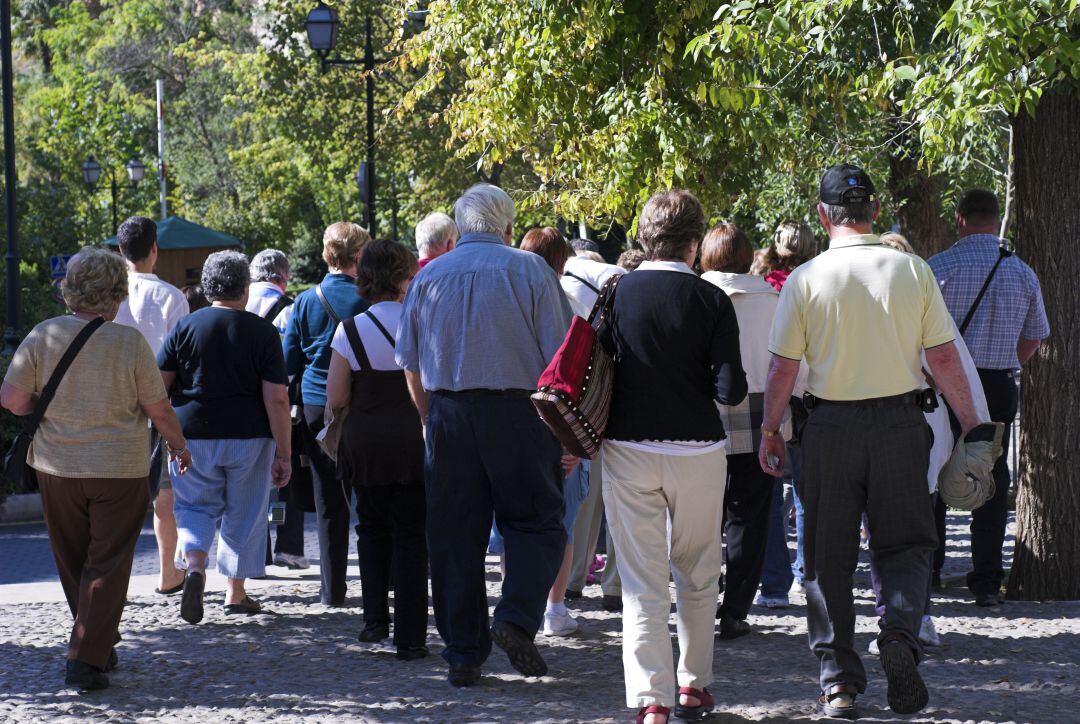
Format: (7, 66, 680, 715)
(356, 239, 419, 303)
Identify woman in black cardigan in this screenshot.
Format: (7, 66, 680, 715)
(597, 190, 747, 724)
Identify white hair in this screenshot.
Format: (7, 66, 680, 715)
(249, 249, 290, 284)
(415, 212, 458, 255)
(453, 183, 515, 235)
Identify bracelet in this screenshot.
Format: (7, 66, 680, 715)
(760, 427, 780, 438)
(165, 440, 188, 455)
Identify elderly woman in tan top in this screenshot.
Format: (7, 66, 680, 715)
(1, 247, 190, 692)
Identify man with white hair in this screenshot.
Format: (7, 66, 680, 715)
(245, 249, 307, 570)
(247, 249, 293, 333)
(397, 183, 572, 688)
(415, 211, 458, 269)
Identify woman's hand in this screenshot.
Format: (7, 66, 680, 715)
(561, 450, 580, 477)
(170, 447, 193, 476)
(271, 456, 291, 488)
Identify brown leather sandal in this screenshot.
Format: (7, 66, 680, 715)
(224, 595, 270, 616)
(818, 683, 859, 719)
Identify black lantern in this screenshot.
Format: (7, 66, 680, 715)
(305, 2, 340, 58)
(125, 158, 146, 186)
(81, 156, 102, 189)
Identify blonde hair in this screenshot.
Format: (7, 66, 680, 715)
(759, 221, 816, 274)
(879, 232, 915, 254)
(322, 222, 371, 269)
(62, 246, 129, 314)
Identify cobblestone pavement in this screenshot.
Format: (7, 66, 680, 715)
(1, 514, 1077, 723)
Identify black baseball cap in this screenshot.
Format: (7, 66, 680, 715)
(819, 164, 876, 205)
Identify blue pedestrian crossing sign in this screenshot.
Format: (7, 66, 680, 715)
(50, 254, 73, 279)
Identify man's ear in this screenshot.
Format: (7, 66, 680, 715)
(503, 223, 513, 246)
(816, 203, 829, 232)
(872, 198, 881, 221)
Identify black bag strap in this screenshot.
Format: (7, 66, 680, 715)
(564, 271, 601, 294)
(587, 273, 622, 327)
(363, 310, 396, 348)
(341, 316, 371, 371)
(262, 294, 293, 322)
(958, 246, 1012, 336)
(24, 317, 105, 436)
(313, 284, 341, 324)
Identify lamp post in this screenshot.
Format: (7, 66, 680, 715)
(305, 3, 427, 240)
(2, 0, 19, 352)
(82, 156, 146, 235)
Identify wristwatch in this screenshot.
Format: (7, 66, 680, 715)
(760, 427, 780, 438)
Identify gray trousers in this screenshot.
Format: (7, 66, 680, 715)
(568, 451, 621, 595)
(801, 400, 937, 694)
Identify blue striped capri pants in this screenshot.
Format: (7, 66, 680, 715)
(171, 438, 276, 580)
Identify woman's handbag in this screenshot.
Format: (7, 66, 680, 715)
(2, 317, 105, 490)
(316, 315, 368, 462)
(531, 275, 622, 458)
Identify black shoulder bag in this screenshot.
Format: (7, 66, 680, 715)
(3, 317, 105, 490)
(313, 284, 341, 324)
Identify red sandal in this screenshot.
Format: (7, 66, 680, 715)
(635, 704, 670, 723)
(673, 687, 715, 720)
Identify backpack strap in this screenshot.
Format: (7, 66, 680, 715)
(958, 245, 1012, 336)
(313, 284, 341, 324)
(563, 271, 601, 294)
(363, 310, 396, 348)
(24, 317, 105, 436)
(341, 316, 371, 371)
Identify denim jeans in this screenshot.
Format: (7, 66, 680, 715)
(759, 481, 794, 598)
(790, 447, 805, 584)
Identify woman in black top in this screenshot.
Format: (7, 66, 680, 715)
(325, 240, 428, 661)
(597, 190, 746, 724)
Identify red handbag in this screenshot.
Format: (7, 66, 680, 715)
(532, 275, 621, 458)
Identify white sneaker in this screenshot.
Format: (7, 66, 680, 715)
(273, 553, 310, 570)
(543, 608, 579, 636)
(754, 594, 790, 609)
(919, 616, 941, 647)
(868, 638, 880, 656)
(790, 579, 806, 594)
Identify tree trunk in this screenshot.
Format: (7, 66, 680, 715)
(886, 144, 954, 259)
(1005, 81, 1080, 601)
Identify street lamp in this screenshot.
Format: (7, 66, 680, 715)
(304, 3, 426, 239)
(81, 156, 145, 235)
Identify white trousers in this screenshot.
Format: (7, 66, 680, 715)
(602, 442, 727, 708)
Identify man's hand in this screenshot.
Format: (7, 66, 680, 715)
(271, 456, 292, 488)
(758, 435, 786, 478)
(170, 448, 193, 476)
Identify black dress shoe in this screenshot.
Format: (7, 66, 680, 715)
(974, 592, 1001, 607)
(65, 660, 109, 691)
(602, 594, 623, 612)
(357, 623, 390, 643)
(396, 645, 430, 661)
(448, 663, 482, 687)
(103, 649, 118, 673)
(564, 589, 583, 600)
(490, 620, 548, 677)
(718, 615, 751, 640)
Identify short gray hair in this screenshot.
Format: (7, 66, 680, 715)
(62, 246, 129, 314)
(201, 250, 250, 302)
(822, 201, 874, 226)
(415, 212, 458, 255)
(453, 183, 515, 235)
(250, 249, 290, 284)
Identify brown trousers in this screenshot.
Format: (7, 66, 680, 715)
(38, 473, 148, 670)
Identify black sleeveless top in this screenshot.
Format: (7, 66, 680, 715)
(336, 312, 424, 486)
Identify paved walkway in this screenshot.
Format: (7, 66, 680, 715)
(1, 513, 1077, 722)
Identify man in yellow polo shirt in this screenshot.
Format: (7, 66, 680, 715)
(758, 164, 980, 720)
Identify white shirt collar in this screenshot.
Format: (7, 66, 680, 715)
(636, 259, 696, 276)
(129, 271, 160, 281)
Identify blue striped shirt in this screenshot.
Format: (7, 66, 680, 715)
(395, 232, 572, 392)
(928, 234, 1049, 370)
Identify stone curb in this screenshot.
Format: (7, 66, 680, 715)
(0, 492, 42, 524)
